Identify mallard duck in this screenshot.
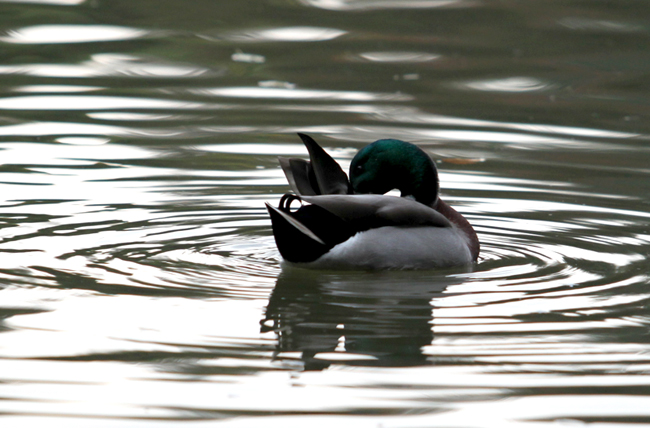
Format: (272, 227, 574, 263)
(266, 133, 479, 270)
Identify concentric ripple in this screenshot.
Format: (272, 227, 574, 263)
(0, 0, 649, 423)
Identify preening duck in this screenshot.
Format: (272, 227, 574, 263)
(266, 133, 479, 270)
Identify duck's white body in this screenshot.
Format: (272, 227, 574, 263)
(300, 225, 473, 270)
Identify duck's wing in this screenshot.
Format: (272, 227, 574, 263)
(278, 133, 351, 196)
(298, 133, 350, 195)
(300, 194, 452, 230)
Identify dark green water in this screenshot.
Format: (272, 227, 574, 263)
(1, 1, 650, 426)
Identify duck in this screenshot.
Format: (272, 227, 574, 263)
(265, 133, 479, 270)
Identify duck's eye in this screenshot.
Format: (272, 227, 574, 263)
(355, 165, 364, 172)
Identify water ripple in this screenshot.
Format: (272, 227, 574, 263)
(357, 51, 441, 63)
(0, 25, 147, 44)
(191, 87, 413, 101)
(0, 54, 211, 78)
(222, 26, 347, 42)
(301, 0, 470, 11)
(0, 0, 649, 425)
(454, 77, 556, 93)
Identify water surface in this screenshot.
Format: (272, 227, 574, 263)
(1, 1, 650, 426)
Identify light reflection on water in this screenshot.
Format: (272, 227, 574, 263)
(454, 77, 556, 93)
(1, 120, 648, 424)
(191, 86, 412, 101)
(301, 0, 467, 11)
(357, 51, 441, 63)
(0, 25, 148, 44)
(0, 53, 211, 78)
(0, 119, 649, 424)
(223, 26, 348, 42)
(0, 0, 650, 426)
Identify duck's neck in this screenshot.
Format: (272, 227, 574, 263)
(434, 198, 480, 261)
(399, 168, 438, 207)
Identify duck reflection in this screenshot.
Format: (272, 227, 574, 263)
(261, 267, 466, 370)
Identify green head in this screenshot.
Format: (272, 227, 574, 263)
(349, 139, 439, 206)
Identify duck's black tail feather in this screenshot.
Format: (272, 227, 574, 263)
(266, 195, 355, 263)
(266, 203, 329, 263)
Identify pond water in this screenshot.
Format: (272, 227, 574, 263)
(1, 1, 650, 426)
